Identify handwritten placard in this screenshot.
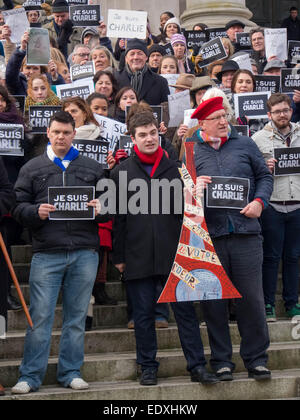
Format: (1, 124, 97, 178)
(107, 9, 147, 40)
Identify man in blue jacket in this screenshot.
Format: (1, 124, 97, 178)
(187, 97, 273, 382)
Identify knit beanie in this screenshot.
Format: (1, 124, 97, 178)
(52, 0, 69, 13)
(81, 27, 99, 43)
(125, 38, 149, 57)
(171, 33, 187, 48)
(163, 17, 181, 33)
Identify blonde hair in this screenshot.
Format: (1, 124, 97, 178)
(221, 38, 235, 58)
(50, 47, 67, 66)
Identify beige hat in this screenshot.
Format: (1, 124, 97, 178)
(190, 76, 216, 93)
(170, 73, 195, 90)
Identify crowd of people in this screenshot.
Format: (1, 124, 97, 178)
(0, 0, 300, 396)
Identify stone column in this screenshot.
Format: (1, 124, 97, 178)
(181, 0, 256, 30)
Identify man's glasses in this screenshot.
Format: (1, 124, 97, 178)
(270, 108, 292, 116)
(203, 114, 231, 122)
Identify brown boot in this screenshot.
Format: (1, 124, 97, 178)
(0, 383, 5, 396)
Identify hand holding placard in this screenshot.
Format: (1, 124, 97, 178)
(240, 200, 263, 218)
(38, 204, 56, 220)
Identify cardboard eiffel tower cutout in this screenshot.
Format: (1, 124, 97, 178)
(158, 142, 241, 303)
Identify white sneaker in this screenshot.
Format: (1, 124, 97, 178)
(69, 378, 89, 390)
(11, 381, 32, 394)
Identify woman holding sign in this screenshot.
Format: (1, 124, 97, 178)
(232, 69, 267, 136)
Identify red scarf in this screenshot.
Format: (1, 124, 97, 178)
(134, 145, 164, 178)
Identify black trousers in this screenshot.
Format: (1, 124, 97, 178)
(126, 275, 206, 372)
(201, 234, 270, 372)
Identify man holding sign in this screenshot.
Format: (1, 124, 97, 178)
(253, 93, 300, 322)
(187, 97, 273, 381)
(11, 111, 107, 394)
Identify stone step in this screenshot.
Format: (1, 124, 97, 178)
(11, 245, 32, 264)
(3, 320, 300, 361)
(0, 343, 299, 389)
(10, 246, 300, 292)
(7, 296, 300, 332)
(2, 370, 300, 401)
(1, 321, 299, 361)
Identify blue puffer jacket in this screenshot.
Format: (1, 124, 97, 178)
(5, 48, 65, 96)
(186, 126, 273, 239)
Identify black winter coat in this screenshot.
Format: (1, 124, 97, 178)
(281, 16, 300, 41)
(114, 67, 170, 105)
(111, 152, 183, 281)
(0, 157, 16, 222)
(13, 152, 107, 253)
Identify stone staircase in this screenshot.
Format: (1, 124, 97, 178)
(1, 245, 300, 400)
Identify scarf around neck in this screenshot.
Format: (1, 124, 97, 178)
(198, 126, 231, 150)
(25, 91, 61, 111)
(125, 64, 148, 97)
(134, 145, 164, 178)
(47, 143, 79, 171)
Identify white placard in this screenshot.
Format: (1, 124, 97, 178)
(160, 73, 180, 95)
(3, 8, 29, 44)
(183, 109, 199, 129)
(94, 114, 127, 151)
(107, 9, 148, 40)
(232, 53, 252, 73)
(265, 28, 287, 62)
(56, 78, 95, 100)
(168, 90, 191, 128)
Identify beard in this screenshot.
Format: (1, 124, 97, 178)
(274, 118, 290, 130)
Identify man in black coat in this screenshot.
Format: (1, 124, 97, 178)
(0, 157, 16, 396)
(114, 38, 170, 105)
(111, 110, 218, 386)
(281, 7, 300, 42)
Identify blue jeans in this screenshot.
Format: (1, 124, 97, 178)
(261, 205, 300, 310)
(18, 249, 99, 390)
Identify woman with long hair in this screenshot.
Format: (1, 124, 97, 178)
(25, 74, 61, 111)
(62, 96, 102, 140)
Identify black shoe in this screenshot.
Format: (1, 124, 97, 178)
(216, 367, 234, 382)
(93, 283, 117, 306)
(190, 366, 219, 385)
(248, 366, 271, 381)
(7, 294, 22, 311)
(140, 369, 158, 386)
(85, 316, 93, 331)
